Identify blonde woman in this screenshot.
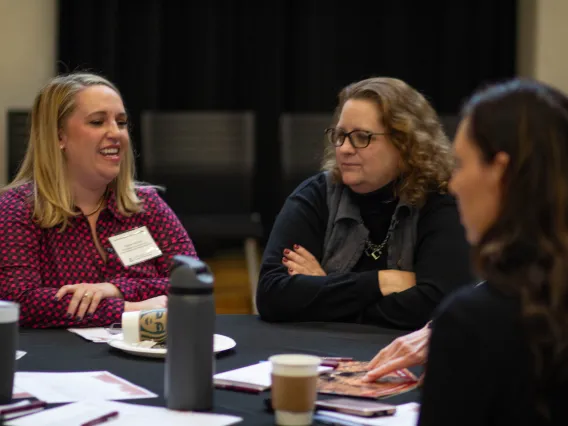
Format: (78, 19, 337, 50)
(0, 73, 197, 328)
(257, 77, 475, 328)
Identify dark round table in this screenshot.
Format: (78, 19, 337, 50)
(16, 315, 421, 425)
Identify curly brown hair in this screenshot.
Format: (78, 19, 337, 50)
(464, 79, 568, 419)
(321, 77, 453, 206)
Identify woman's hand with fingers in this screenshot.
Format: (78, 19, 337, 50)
(54, 282, 123, 320)
(363, 322, 431, 383)
(282, 244, 326, 276)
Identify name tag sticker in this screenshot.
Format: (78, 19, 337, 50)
(108, 226, 163, 267)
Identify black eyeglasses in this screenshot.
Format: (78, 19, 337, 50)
(324, 128, 389, 149)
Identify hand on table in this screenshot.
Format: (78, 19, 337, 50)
(125, 295, 168, 312)
(55, 282, 123, 320)
(363, 322, 431, 383)
(282, 244, 326, 276)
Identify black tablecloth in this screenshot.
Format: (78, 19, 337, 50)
(17, 315, 421, 425)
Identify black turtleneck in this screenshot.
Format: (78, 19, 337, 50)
(256, 172, 475, 329)
(350, 181, 398, 273)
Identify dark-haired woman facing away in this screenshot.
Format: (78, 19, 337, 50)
(418, 79, 568, 425)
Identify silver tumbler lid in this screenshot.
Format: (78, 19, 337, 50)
(0, 301, 19, 324)
(169, 255, 214, 295)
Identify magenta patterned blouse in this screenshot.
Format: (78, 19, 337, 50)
(0, 183, 197, 328)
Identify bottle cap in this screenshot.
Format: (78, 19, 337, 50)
(169, 255, 214, 295)
(0, 301, 18, 324)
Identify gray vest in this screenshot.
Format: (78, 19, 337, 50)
(321, 172, 420, 274)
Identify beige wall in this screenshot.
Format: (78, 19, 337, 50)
(0, 0, 56, 185)
(518, 0, 568, 93)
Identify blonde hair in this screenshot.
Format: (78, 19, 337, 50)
(322, 77, 453, 206)
(1, 72, 142, 229)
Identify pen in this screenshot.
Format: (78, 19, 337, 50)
(0, 400, 47, 416)
(80, 410, 119, 426)
(215, 384, 262, 394)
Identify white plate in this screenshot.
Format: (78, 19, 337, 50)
(107, 334, 236, 359)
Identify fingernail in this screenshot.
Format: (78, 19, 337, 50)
(289, 268, 293, 272)
(76, 316, 82, 321)
(53, 296, 59, 301)
(66, 313, 72, 319)
(86, 313, 93, 319)
(282, 257, 288, 263)
(294, 244, 300, 250)
(362, 375, 370, 382)
(284, 249, 290, 254)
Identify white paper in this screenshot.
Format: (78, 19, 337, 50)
(109, 226, 163, 267)
(15, 350, 26, 360)
(214, 361, 333, 390)
(13, 371, 156, 403)
(12, 385, 33, 400)
(318, 402, 420, 426)
(7, 400, 242, 426)
(68, 327, 121, 343)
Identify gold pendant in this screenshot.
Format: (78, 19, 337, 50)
(365, 248, 382, 260)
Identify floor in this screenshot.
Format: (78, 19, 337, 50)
(203, 251, 255, 314)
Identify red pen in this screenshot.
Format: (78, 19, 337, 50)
(215, 384, 262, 394)
(80, 410, 119, 426)
(0, 400, 47, 417)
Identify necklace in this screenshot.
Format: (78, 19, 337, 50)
(82, 191, 107, 217)
(364, 233, 391, 260)
(364, 219, 399, 260)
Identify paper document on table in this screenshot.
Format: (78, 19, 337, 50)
(12, 385, 33, 400)
(15, 351, 26, 360)
(317, 361, 418, 399)
(214, 361, 333, 391)
(13, 371, 156, 403)
(317, 402, 420, 426)
(68, 327, 121, 343)
(6, 400, 242, 426)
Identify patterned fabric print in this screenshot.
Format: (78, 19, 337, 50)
(0, 183, 197, 328)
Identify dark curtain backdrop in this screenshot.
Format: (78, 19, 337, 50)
(58, 0, 517, 236)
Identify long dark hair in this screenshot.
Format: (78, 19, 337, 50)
(463, 79, 568, 417)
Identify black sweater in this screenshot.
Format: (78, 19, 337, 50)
(256, 173, 475, 329)
(420, 283, 568, 425)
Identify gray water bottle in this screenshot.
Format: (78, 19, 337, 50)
(0, 301, 19, 404)
(165, 255, 215, 411)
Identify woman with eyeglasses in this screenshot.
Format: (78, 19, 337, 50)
(256, 77, 475, 328)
